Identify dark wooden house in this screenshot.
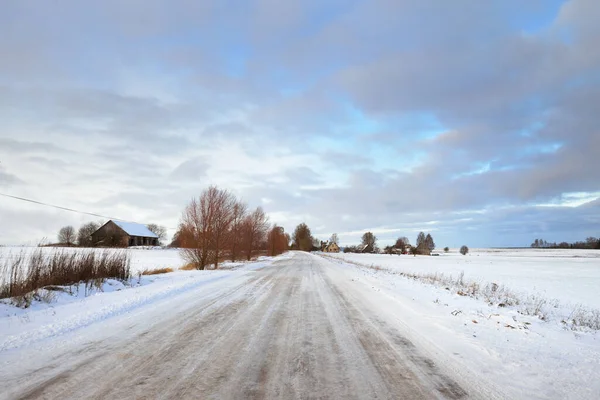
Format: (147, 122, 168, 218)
(358, 243, 375, 253)
(91, 220, 159, 247)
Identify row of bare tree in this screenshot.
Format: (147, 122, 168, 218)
(174, 186, 289, 270)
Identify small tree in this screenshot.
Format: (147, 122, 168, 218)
(425, 233, 435, 253)
(443, 246, 449, 253)
(241, 207, 269, 261)
(229, 200, 248, 262)
(460, 245, 469, 255)
(410, 246, 418, 257)
(344, 245, 358, 253)
(394, 237, 408, 253)
(77, 222, 100, 247)
(146, 224, 167, 246)
(416, 231, 428, 254)
(267, 225, 288, 256)
(361, 232, 377, 247)
(58, 225, 76, 246)
(383, 245, 395, 255)
(329, 233, 339, 245)
(292, 223, 313, 252)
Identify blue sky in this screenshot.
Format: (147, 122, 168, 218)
(0, 0, 599, 247)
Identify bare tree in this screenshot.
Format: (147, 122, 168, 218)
(292, 223, 313, 251)
(58, 226, 76, 246)
(425, 233, 435, 253)
(146, 224, 167, 246)
(179, 187, 222, 270)
(242, 207, 270, 261)
(210, 189, 236, 268)
(77, 222, 100, 247)
(394, 236, 409, 253)
(229, 200, 248, 262)
(267, 225, 288, 256)
(410, 246, 418, 257)
(460, 245, 469, 255)
(329, 233, 339, 245)
(361, 232, 376, 247)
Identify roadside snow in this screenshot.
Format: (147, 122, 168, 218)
(318, 253, 600, 399)
(0, 253, 285, 352)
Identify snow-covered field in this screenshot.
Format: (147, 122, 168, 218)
(319, 252, 600, 399)
(326, 248, 600, 309)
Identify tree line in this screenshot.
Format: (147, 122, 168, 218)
(173, 186, 289, 270)
(531, 237, 600, 249)
(339, 231, 469, 256)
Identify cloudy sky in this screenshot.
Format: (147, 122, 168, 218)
(1, 0, 599, 247)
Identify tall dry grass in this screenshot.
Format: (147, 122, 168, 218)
(0, 248, 130, 301)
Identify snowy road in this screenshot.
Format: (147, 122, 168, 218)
(2, 252, 496, 399)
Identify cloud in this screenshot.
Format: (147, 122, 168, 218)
(169, 158, 209, 181)
(0, 165, 23, 186)
(0, 0, 598, 247)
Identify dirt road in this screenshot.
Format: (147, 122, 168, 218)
(2, 252, 493, 399)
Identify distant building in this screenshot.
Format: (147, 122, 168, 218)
(358, 243, 374, 253)
(91, 220, 159, 247)
(324, 242, 340, 253)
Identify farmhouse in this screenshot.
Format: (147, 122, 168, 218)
(358, 243, 374, 253)
(91, 220, 159, 247)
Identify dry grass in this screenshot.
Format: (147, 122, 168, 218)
(179, 263, 197, 271)
(0, 248, 130, 305)
(141, 267, 174, 275)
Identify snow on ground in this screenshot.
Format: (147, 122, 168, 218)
(319, 252, 600, 399)
(0, 250, 290, 352)
(326, 249, 600, 309)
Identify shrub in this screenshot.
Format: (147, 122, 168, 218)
(0, 248, 130, 302)
(141, 267, 174, 275)
(444, 247, 449, 252)
(460, 245, 469, 255)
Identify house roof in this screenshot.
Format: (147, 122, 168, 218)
(112, 220, 158, 238)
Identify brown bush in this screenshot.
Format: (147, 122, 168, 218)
(0, 248, 130, 302)
(141, 267, 174, 275)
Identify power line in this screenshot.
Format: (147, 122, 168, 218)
(0, 192, 177, 230)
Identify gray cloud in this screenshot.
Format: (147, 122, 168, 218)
(169, 158, 209, 181)
(0, 166, 23, 186)
(0, 0, 598, 246)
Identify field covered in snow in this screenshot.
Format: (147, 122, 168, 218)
(327, 248, 600, 309)
(318, 252, 600, 399)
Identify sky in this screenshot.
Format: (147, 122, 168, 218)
(0, 0, 599, 248)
